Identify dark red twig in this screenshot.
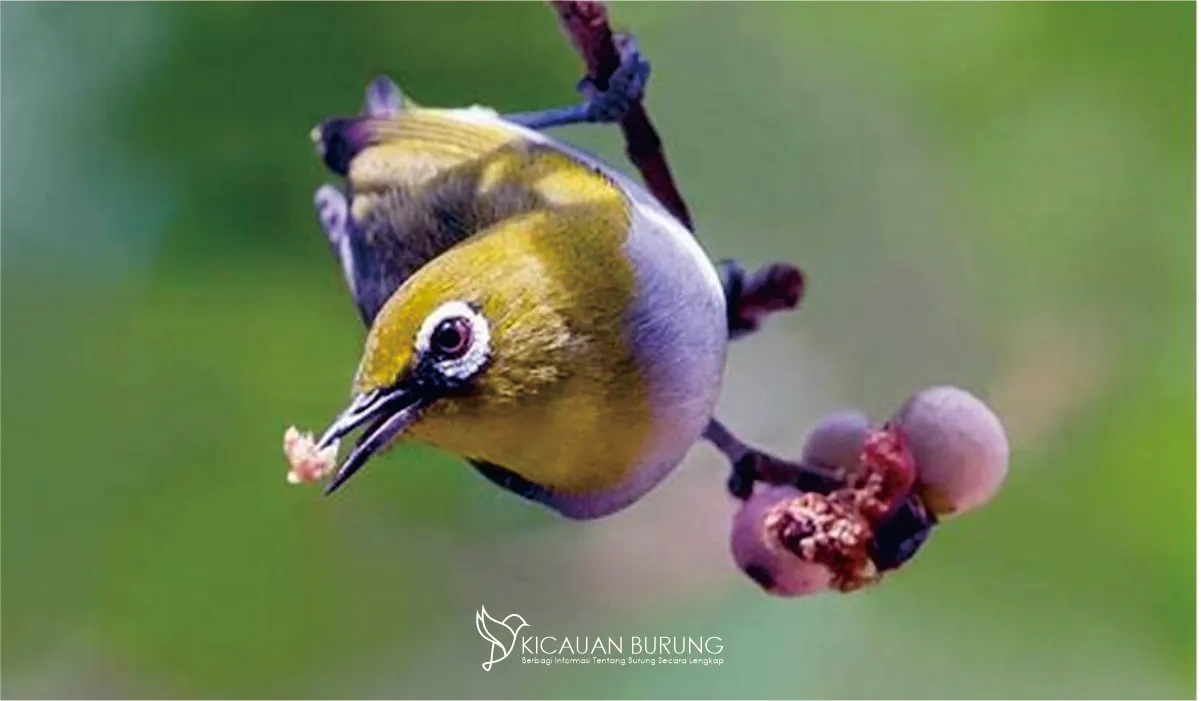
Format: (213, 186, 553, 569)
(548, 1, 806, 320)
(548, 1, 828, 506)
(548, 1, 694, 229)
(704, 419, 843, 498)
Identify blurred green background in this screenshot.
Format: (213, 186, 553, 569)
(2, 2, 1194, 699)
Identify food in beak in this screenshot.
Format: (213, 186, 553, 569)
(283, 427, 340, 485)
(281, 383, 430, 495)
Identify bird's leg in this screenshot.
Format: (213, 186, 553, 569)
(313, 184, 387, 328)
(717, 260, 806, 341)
(704, 419, 843, 499)
(504, 33, 650, 130)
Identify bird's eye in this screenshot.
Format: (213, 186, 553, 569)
(417, 301, 490, 382)
(431, 316, 472, 358)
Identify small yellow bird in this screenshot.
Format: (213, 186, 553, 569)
(306, 60, 728, 519)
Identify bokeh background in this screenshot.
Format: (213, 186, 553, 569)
(2, 2, 1194, 699)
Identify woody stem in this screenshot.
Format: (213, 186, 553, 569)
(546, 2, 806, 330)
(704, 420, 844, 499)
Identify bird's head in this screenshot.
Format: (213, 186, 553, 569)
(313, 220, 585, 494)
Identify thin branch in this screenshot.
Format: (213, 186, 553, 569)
(548, 0, 694, 230)
(548, 1, 806, 321)
(705, 419, 843, 498)
(548, 2, 829, 504)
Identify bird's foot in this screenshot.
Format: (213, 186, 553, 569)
(575, 32, 650, 123)
(504, 32, 650, 130)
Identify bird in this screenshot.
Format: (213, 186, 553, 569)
(303, 47, 729, 520)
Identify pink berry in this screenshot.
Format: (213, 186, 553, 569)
(801, 410, 872, 477)
(891, 386, 1009, 517)
(731, 486, 839, 597)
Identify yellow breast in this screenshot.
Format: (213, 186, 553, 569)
(402, 206, 656, 495)
(349, 109, 659, 496)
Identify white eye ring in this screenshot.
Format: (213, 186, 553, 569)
(415, 301, 491, 382)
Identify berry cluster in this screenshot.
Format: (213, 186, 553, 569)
(546, 2, 1013, 599)
(728, 386, 1009, 597)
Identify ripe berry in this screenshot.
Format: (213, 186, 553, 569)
(891, 386, 1009, 517)
(801, 410, 871, 478)
(731, 486, 878, 597)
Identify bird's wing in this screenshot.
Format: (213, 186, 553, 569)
(316, 108, 636, 327)
(316, 110, 521, 324)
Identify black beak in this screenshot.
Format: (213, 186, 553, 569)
(316, 380, 432, 495)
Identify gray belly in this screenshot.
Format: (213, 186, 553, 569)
(535, 195, 729, 519)
(452, 110, 729, 519)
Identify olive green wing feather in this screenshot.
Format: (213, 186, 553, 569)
(314, 106, 572, 325)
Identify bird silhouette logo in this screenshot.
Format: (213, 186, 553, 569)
(475, 606, 529, 671)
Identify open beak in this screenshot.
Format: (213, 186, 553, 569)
(316, 379, 433, 495)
